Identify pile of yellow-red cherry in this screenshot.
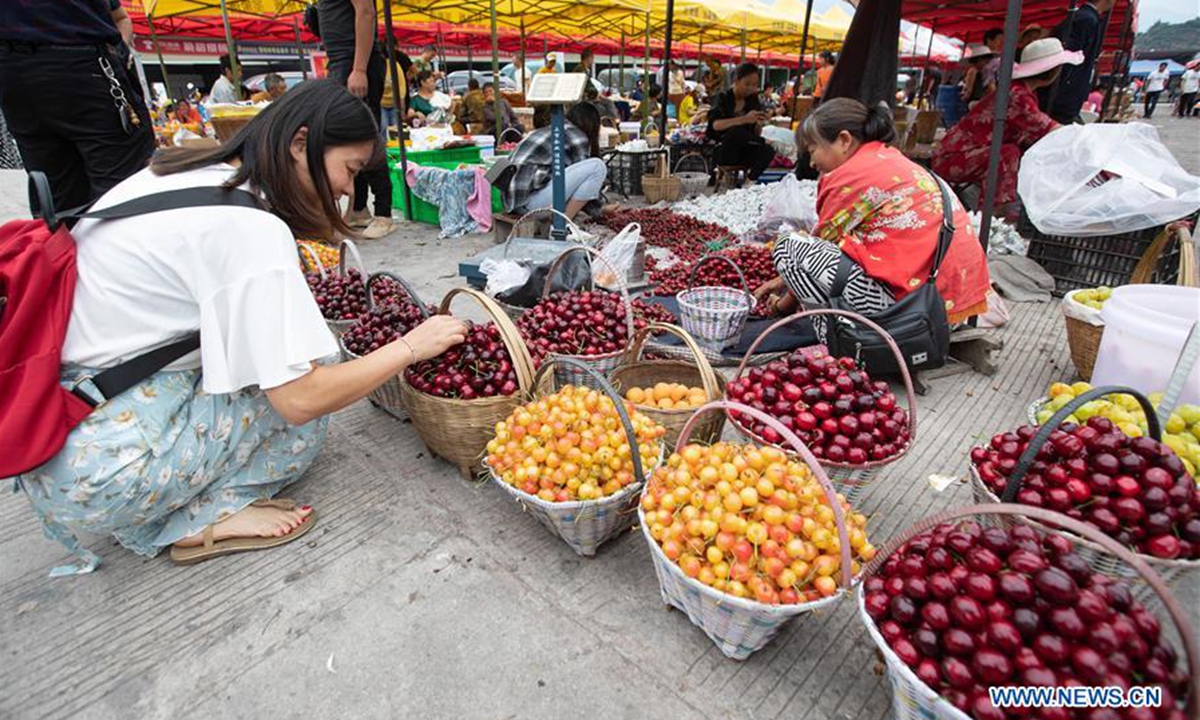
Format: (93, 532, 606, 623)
(641, 441, 875, 605)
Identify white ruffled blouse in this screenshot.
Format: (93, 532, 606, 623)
(63, 165, 336, 394)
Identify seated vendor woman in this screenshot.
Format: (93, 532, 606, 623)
(933, 38, 1080, 218)
(502, 102, 606, 220)
(406, 70, 438, 124)
(11, 81, 467, 573)
(707, 63, 776, 181)
(755, 99, 990, 338)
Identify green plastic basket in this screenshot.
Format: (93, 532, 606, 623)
(389, 156, 502, 226)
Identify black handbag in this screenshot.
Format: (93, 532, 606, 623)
(825, 173, 955, 374)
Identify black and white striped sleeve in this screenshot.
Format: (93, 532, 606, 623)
(772, 233, 894, 313)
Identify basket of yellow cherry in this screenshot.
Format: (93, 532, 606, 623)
(1031, 381, 1200, 479)
(485, 357, 666, 556)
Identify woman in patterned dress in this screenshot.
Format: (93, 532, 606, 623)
(10, 81, 468, 575)
(933, 38, 1083, 217)
(755, 99, 990, 338)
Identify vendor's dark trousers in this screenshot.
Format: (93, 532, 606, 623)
(717, 138, 775, 181)
(1143, 91, 1163, 118)
(1178, 92, 1196, 117)
(0, 43, 153, 214)
(328, 51, 393, 218)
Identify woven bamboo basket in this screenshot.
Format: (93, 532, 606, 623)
(640, 401, 855, 660)
(1060, 223, 1197, 381)
(338, 270, 431, 420)
(673, 152, 710, 197)
(858, 503, 1199, 720)
(609, 323, 726, 450)
(677, 254, 756, 352)
(727, 310, 919, 504)
(487, 357, 662, 556)
(968, 385, 1200, 592)
(399, 288, 540, 480)
(492, 208, 588, 321)
(523, 245, 636, 389)
(211, 114, 254, 142)
(642, 154, 682, 203)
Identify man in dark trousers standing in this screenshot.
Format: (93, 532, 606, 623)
(317, 0, 395, 239)
(1045, 0, 1115, 124)
(0, 0, 154, 214)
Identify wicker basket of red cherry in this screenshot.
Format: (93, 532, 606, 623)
(724, 310, 918, 503)
(860, 503, 1198, 720)
(969, 385, 1200, 590)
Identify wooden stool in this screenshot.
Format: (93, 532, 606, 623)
(492, 212, 522, 244)
(715, 165, 749, 190)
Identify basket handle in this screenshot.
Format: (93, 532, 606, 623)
(504, 207, 585, 250)
(296, 241, 328, 280)
(541, 244, 636, 340)
(367, 270, 430, 317)
(733, 310, 919, 445)
(621, 322, 722, 401)
(336, 238, 370, 295)
(858, 503, 1199, 720)
(677, 400, 853, 590)
(671, 151, 709, 176)
(437, 287, 537, 395)
(1001, 385, 1160, 503)
(1129, 223, 1198, 287)
(531, 356, 647, 485)
(499, 126, 524, 144)
(686, 253, 752, 302)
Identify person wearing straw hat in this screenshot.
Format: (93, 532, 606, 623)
(932, 38, 1081, 218)
(960, 44, 996, 107)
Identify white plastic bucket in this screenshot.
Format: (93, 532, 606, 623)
(1093, 285, 1200, 405)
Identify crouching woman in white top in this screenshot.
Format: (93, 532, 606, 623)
(14, 80, 466, 574)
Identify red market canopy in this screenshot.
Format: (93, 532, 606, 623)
(896, 0, 1138, 58)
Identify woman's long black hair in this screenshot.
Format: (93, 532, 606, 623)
(151, 80, 383, 239)
(566, 102, 601, 158)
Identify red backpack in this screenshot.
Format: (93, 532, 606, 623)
(0, 172, 264, 478)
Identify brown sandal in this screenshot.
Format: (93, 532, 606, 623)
(169, 498, 318, 566)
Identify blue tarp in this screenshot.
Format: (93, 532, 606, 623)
(1127, 59, 1186, 77)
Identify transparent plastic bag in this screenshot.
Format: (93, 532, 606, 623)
(593, 222, 640, 289)
(758, 174, 818, 238)
(1018, 123, 1200, 237)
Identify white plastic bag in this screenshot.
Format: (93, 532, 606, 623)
(593, 222, 640, 289)
(481, 258, 531, 297)
(1018, 123, 1200, 237)
(757, 174, 818, 238)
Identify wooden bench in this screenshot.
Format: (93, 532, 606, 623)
(493, 212, 522, 244)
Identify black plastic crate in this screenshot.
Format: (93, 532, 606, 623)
(604, 149, 666, 197)
(1020, 211, 1192, 296)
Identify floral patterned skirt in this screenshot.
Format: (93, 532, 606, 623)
(13, 366, 327, 576)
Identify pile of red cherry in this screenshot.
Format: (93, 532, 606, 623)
(726, 349, 910, 464)
(630, 298, 677, 328)
(864, 521, 1190, 720)
(971, 417, 1200, 560)
(307, 269, 411, 323)
(340, 301, 430, 357)
(517, 290, 642, 357)
(405, 321, 533, 400)
(599, 207, 731, 263)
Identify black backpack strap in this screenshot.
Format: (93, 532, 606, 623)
(56, 184, 269, 408)
(67, 186, 266, 221)
(30, 169, 265, 231)
(928, 172, 956, 281)
(827, 252, 855, 301)
(73, 334, 201, 408)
